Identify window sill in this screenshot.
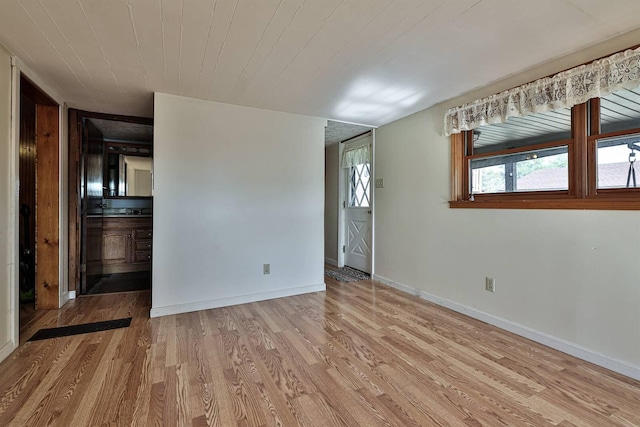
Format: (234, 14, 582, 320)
(449, 198, 640, 210)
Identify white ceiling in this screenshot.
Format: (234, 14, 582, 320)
(1, 0, 640, 127)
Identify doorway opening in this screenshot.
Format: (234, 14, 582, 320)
(18, 76, 60, 331)
(69, 111, 154, 297)
(341, 132, 373, 274)
(324, 120, 375, 279)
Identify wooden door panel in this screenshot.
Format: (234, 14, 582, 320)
(81, 121, 105, 293)
(35, 104, 59, 309)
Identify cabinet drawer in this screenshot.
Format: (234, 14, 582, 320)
(134, 228, 153, 239)
(135, 240, 153, 250)
(134, 250, 152, 263)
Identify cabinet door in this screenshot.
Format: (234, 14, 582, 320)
(135, 240, 153, 251)
(134, 250, 152, 263)
(102, 232, 130, 264)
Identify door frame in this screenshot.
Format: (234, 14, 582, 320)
(338, 130, 375, 275)
(5, 58, 65, 358)
(68, 110, 153, 296)
(21, 77, 63, 311)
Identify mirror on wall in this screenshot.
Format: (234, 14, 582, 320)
(105, 144, 153, 197)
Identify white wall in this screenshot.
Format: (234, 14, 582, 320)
(324, 144, 339, 264)
(152, 93, 326, 317)
(374, 33, 640, 377)
(0, 45, 15, 361)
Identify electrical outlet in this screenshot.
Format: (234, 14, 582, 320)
(263, 264, 270, 275)
(375, 178, 384, 188)
(485, 277, 495, 292)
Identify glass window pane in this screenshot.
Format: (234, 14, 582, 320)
(473, 108, 572, 155)
(515, 152, 568, 191)
(348, 163, 370, 207)
(600, 87, 640, 134)
(471, 146, 569, 194)
(596, 133, 640, 189)
(471, 164, 505, 194)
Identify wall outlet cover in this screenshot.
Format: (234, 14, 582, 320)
(485, 277, 495, 292)
(263, 264, 270, 275)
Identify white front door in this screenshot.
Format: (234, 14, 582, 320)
(344, 140, 372, 273)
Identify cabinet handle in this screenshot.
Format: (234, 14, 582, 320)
(147, 255, 151, 259)
(146, 244, 152, 248)
(147, 232, 152, 237)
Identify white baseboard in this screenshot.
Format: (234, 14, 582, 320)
(324, 257, 338, 266)
(0, 340, 17, 363)
(150, 283, 326, 318)
(373, 274, 640, 381)
(60, 291, 69, 307)
(60, 290, 76, 307)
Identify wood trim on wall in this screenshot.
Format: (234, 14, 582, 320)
(449, 198, 640, 210)
(467, 138, 574, 160)
(589, 98, 601, 136)
(68, 109, 80, 292)
(450, 133, 464, 201)
(35, 104, 60, 309)
(571, 103, 588, 198)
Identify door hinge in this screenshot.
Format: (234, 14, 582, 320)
(80, 263, 86, 273)
(343, 200, 347, 208)
(342, 245, 346, 253)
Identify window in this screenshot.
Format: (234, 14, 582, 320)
(596, 133, 640, 189)
(348, 163, 371, 207)
(468, 108, 571, 196)
(599, 88, 640, 134)
(342, 142, 371, 207)
(471, 146, 569, 194)
(449, 46, 640, 210)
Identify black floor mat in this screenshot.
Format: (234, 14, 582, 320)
(28, 318, 132, 341)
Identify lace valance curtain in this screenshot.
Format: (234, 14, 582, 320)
(444, 46, 640, 136)
(341, 144, 370, 168)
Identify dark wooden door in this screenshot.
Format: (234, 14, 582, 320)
(80, 120, 105, 294)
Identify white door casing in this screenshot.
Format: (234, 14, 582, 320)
(343, 135, 372, 274)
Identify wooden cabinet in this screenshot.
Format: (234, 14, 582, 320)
(88, 217, 152, 274)
(131, 225, 153, 265)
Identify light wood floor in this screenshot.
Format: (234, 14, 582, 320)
(1, 276, 639, 426)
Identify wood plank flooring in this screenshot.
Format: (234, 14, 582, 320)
(0, 276, 639, 426)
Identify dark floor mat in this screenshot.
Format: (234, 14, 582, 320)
(86, 271, 151, 294)
(325, 266, 371, 282)
(28, 318, 132, 341)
